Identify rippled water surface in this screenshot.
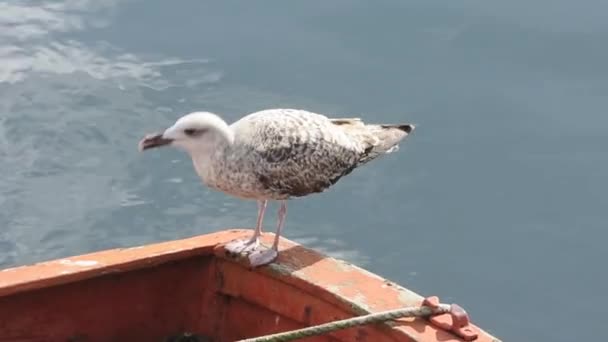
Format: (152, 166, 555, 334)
(1, 1, 607, 341)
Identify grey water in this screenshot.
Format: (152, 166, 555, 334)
(1, 1, 607, 341)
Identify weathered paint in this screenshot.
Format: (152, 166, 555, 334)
(0, 229, 501, 342)
(58, 259, 100, 267)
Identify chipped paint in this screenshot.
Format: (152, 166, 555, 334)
(351, 293, 371, 311)
(348, 301, 372, 316)
(266, 262, 295, 276)
(397, 288, 422, 306)
(336, 279, 357, 287)
(58, 259, 99, 267)
(0, 267, 17, 273)
(326, 285, 341, 294)
(333, 258, 355, 272)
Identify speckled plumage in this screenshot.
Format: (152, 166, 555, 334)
(190, 109, 414, 200)
(140, 108, 414, 267)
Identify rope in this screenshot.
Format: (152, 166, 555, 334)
(236, 303, 451, 342)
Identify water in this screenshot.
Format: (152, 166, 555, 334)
(1, 1, 607, 341)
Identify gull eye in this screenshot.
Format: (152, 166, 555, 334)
(184, 128, 197, 136)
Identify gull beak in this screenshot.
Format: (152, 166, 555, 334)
(138, 133, 173, 151)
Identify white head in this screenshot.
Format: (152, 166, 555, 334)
(138, 111, 233, 155)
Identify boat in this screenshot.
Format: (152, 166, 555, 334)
(0, 229, 501, 342)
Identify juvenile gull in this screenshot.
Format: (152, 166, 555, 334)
(139, 108, 415, 267)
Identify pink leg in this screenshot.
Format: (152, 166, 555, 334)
(272, 200, 287, 250)
(250, 199, 268, 240)
(249, 200, 287, 267)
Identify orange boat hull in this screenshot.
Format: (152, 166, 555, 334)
(0, 229, 500, 342)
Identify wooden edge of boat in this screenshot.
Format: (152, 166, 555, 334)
(0, 229, 501, 342)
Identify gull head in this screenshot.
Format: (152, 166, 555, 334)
(138, 111, 233, 154)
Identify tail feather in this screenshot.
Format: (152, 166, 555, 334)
(330, 118, 414, 166)
(381, 124, 415, 134)
(355, 123, 413, 164)
(329, 118, 364, 126)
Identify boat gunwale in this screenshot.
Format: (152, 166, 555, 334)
(0, 229, 500, 342)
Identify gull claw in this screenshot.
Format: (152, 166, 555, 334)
(224, 238, 259, 256)
(248, 248, 278, 268)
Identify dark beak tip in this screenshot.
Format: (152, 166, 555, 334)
(137, 140, 147, 152)
(138, 133, 172, 151)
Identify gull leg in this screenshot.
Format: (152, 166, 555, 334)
(225, 199, 268, 255)
(249, 200, 287, 267)
(256, 199, 267, 234)
(271, 200, 287, 251)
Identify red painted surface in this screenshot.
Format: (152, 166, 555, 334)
(0, 229, 501, 342)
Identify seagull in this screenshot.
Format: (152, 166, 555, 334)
(139, 108, 414, 267)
